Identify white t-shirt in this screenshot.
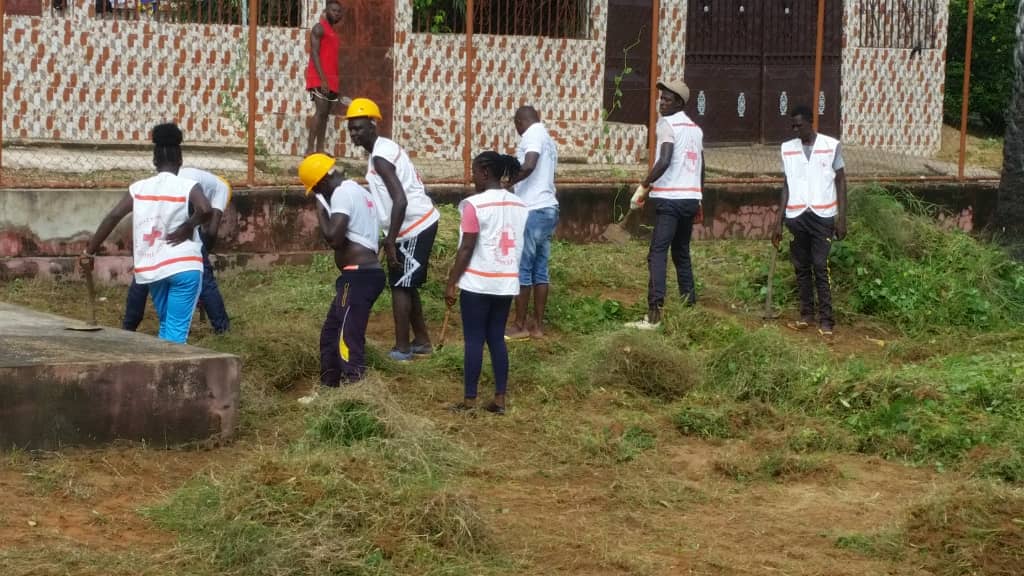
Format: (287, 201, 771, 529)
(329, 180, 380, 253)
(514, 122, 558, 211)
(366, 137, 439, 239)
(178, 167, 230, 212)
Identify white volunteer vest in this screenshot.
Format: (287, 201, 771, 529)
(458, 189, 528, 296)
(782, 134, 840, 219)
(130, 172, 204, 284)
(366, 137, 440, 239)
(650, 110, 704, 201)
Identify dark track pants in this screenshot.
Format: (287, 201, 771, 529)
(785, 211, 835, 328)
(460, 289, 513, 400)
(319, 268, 386, 386)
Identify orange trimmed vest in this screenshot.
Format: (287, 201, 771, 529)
(650, 110, 704, 201)
(130, 172, 204, 284)
(457, 189, 528, 296)
(781, 134, 840, 219)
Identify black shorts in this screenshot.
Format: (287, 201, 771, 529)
(388, 222, 437, 289)
(309, 89, 339, 102)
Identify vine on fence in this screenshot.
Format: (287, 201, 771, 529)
(219, 38, 275, 172)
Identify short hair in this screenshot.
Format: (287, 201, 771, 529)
(326, 0, 341, 7)
(473, 151, 521, 182)
(790, 105, 814, 122)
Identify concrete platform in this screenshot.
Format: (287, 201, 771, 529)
(0, 303, 240, 450)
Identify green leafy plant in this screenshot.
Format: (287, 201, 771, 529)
(945, 0, 1017, 133)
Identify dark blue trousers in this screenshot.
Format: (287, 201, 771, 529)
(460, 289, 513, 399)
(123, 247, 230, 333)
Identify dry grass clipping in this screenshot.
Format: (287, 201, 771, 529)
(593, 331, 702, 400)
(906, 482, 1024, 576)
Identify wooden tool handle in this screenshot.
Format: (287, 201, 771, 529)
(439, 306, 451, 348)
(84, 267, 97, 326)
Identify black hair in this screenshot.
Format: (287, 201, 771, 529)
(473, 151, 521, 183)
(326, 0, 341, 7)
(790, 105, 814, 122)
(152, 122, 183, 167)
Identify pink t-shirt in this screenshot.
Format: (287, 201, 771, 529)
(460, 202, 480, 233)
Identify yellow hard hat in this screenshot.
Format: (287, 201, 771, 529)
(297, 153, 335, 195)
(344, 97, 383, 120)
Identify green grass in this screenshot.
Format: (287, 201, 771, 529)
(3, 187, 1024, 575)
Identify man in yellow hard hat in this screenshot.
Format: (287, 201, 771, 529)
(346, 98, 439, 362)
(298, 153, 384, 400)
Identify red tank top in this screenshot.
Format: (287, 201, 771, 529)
(305, 18, 341, 92)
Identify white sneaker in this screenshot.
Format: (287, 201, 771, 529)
(624, 316, 661, 330)
(297, 390, 320, 405)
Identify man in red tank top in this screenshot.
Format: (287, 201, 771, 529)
(305, 0, 348, 155)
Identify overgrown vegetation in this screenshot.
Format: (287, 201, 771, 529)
(946, 0, 1018, 133)
(3, 186, 1023, 575)
(144, 384, 494, 575)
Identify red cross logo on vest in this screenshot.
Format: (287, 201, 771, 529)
(143, 226, 162, 247)
(499, 230, 516, 256)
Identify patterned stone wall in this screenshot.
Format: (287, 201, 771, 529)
(603, 0, 687, 165)
(392, 0, 611, 163)
(1, 0, 950, 166)
(841, 0, 949, 156)
(2, 0, 327, 157)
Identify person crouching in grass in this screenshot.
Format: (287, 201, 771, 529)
(445, 151, 528, 415)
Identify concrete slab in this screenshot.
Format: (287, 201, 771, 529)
(0, 303, 240, 450)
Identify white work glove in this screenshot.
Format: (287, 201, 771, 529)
(315, 193, 330, 212)
(630, 185, 649, 211)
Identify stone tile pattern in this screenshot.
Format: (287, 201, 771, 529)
(1, 0, 948, 167)
(2, 0, 326, 157)
(841, 0, 949, 156)
(392, 0, 613, 163)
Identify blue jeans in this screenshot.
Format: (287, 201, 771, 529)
(124, 248, 229, 333)
(148, 270, 202, 344)
(519, 206, 559, 286)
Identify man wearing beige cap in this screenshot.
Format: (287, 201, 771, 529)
(627, 80, 704, 329)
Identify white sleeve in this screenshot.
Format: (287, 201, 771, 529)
(209, 178, 230, 212)
(656, 119, 675, 145)
(371, 138, 401, 165)
(521, 128, 544, 154)
(330, 181, 359, 216)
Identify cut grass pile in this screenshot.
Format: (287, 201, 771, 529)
(144, 382, 495, 576)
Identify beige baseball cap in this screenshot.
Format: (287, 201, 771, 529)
(656, 80, 690, 104)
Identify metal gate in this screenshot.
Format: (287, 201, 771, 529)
(684, 0, 842, 145)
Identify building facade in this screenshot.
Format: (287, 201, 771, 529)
(1, 0, 948, 166)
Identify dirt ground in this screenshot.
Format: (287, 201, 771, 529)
(0, 300, 954, 576)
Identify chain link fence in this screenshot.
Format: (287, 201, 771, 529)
(0, 0, 1005, 189)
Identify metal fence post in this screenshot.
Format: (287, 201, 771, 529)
(647, 0, 661, 165)
(463, 0, 475, 185)
(812, 0, 825, 131)
(958, 0, 975, 181)
(0, 0, 6, 186)
(246, 0, 258, 186)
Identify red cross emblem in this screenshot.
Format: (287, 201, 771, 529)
(143, 226, 162, 247)
(499, 229, 516, 256)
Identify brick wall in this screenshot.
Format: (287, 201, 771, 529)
(1, 0, 333, 157)
(392, 0, 611, 162)
(841, 0, 949, 156)
(1, 0, 949, 164)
